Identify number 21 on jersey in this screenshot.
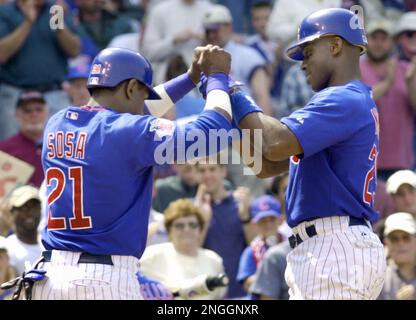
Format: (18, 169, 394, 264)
(363, 108, 380, 207)
(46, 166, 92, 230)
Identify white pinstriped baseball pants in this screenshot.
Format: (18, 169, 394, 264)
(31, 250, 143, 300)
(285, 216, 386, 300)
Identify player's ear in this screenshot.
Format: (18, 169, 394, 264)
(329, 36, 343, 57)
(125, 79, 137, 100)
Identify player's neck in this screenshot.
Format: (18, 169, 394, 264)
(329, 66, 361, 87)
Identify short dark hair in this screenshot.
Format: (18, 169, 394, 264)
(89, 79, 136, 97)
(166, 55, 188, 81)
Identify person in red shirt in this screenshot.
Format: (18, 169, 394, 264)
(360, 19, 416, 180)
(0, 91, 48, 187)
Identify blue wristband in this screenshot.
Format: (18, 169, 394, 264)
(164, 73, 196, 103)
(231, 90, 263, 125)
(206, 73, 229, 94)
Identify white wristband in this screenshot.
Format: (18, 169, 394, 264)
(145, 85, 174, 117)
(205, 89, 232, 119)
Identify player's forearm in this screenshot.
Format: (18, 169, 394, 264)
(146, 73, 196, 117)
(239, 109, 300, 161)
(55, 26, 81, 57)
(233, 135, 289, 178)
(167, 74, 233, 162)
(0, 20, 32, 64)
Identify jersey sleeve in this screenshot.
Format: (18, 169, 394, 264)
(124, 109, 233, 168)
(280, 88, 367, 158)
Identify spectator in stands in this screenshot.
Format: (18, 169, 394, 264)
(4, 185, 43, 275)
(360, 19, 416, 180)
(246, 1, 286, 116)
(140, 199, 226, 300)
(0, 91, 48, 187)
(249, 240, 290, 300)
(76, 0, 134, 50)
(215, 0, 252, 34)
(394, 11, 416, 62)
(203, 4, 273, 115)
(268, 172, 292, 240)
(375, 178, 396, 220)
(278, 62, 314, 117)
(196, 162, 257, 299)
(147, 182, 169, 247)
(152, 164, 201, 213)
(64, 63, 91, 106)
(360, 0, 411, 22)
(379, 212, 416, 300)
(0, 237, 15, 300)
(142, 0, 212, 84)
(386, 170, 416, 218)
(266, 0, 341, 45)
(163, 54, 204, 120)
(237, 195, 283, 294)
(0, 0, 80, 139)
(0, 202, 13, 237)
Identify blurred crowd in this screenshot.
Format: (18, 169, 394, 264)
(1, 0, 416, 300)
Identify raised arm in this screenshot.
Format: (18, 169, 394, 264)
(230, 91, 300, 177)
(0, 0, 36, 63)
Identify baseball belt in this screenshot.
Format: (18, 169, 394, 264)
(289, 216, 369, 249)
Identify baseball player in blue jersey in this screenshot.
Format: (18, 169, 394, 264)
(8, 45, 235, 300)
(229, 8, 386, 299)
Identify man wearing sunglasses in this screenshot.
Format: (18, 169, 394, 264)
(379, 212, 416, 300)
(395, 12, 416, 62)
(0, 91, 48, 187)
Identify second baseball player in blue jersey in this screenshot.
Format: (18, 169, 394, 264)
(229, 8, 386, 300)
(282, 80, 380, 227)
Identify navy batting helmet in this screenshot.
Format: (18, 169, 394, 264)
(286, 8, 368, 61)
(87, 48, 161, 100)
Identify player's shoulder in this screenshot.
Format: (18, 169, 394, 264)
(311, 80, 371, 107)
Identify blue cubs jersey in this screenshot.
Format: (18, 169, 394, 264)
(41, 106, 231, 258)
(280, 80, 380, 227)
